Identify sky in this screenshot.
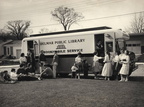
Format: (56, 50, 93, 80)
(0, 0, 144, 34)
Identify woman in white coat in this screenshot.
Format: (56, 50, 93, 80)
(119, 50, 130, 82)
(101, 51, 113, 80)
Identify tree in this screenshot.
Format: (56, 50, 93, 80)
(0, 29, 17, 41)
(6, 20, 31, 40)
(51, 6, 84, 31)
(129, 12, 144, 33)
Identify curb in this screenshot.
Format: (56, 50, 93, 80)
(135, 62, 144, 65)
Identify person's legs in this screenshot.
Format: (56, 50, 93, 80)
(107, 77, 110, 81)
(94, 72, 99, 79)
(71, 72, 74, 78)
(75, 72, 77, 79)
(125, 75, 129, 82)
(104, 76, 107, 80)
(78, 72, 80, 79)
(73, 72, 76, 78)
(53, 62, 57, 78)
(120, 74, 124, 81)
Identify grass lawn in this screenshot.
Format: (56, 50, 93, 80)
(0, 76, 144, 107)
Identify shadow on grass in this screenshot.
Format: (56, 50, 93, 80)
(129, 76, 144, 82)
(18, 76, 38, 81)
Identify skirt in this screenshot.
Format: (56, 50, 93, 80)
(93, 61, 102, 73)
(119, 64, 129, 75)
(101, 62, 113, 77)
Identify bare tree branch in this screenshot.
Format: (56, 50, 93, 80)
(51, 6, 84, 31)
(6, 20, 31, 40)
(129, 12, 144, 33)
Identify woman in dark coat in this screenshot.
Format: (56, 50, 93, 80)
(28, 49, 35, 73)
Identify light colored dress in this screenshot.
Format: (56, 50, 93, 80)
(93, 55, 103, 73)
(101, 55, 113, 77)
(119, 54, 130, 75)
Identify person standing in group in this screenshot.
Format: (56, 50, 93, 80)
(101, 51, 113, 81)
(26, 52, 31, 64)
(19, 53, 27, 66)
(83, 59, 89, 78)
(92, 51, 103, 79)
(28, 49, 35, 73)
(51, 51, 59, 78)
(119, 50, 130, 82)
(39, 50, 46, 73)
(112, 51, 120, 80)
(118, 49, 125, 70)
(117, 49, 125, 79)
(75, 52, 83, 79)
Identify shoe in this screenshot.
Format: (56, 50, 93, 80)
(125, 79, 128, 82)
(78, 76, 80, 79)
(119, 80, 123, 82)
(94, 76, 97, 79)
(38, 77, 41, 80)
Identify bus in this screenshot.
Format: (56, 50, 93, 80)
(21, 27, 129, 76)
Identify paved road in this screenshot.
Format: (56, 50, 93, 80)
(130, 64, 144, 76)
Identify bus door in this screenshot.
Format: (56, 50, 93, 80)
(27, 40, 40, 56)
(33, 40, 40, 56)
(94, 34, 104, 56)
(104, 32, 116, 54)
(21, 40, 28, 55)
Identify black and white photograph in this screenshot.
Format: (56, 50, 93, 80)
(0, 0, 144, 107)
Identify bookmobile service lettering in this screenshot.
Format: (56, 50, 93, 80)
(39, 35, 94, 55)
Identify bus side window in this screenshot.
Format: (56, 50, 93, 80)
(117, 40, 126, 50)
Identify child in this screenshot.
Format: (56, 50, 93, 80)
(0, 70, 17, 84)
(0, 70, 10, 83)
(71, 63, 78, 78)
(17, 64, 27, 80)
(9, 68, 18, 83)
(25, 63, 33, 74)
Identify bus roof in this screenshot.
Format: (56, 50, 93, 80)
(30, 26, 112, 37)
(23, 27, 128, 41)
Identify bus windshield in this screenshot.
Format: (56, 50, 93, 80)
(116, 39, 126, 50)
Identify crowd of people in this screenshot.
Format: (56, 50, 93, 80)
(0, 47, 135, 84)
(0, 49, 59, 83)
(72, 49, 134, 82)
